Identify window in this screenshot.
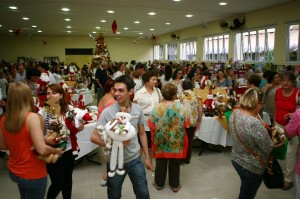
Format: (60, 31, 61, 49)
(166, 43, 177, 60)
(180, 40, 197, 60)
(287, 24, 300, 62)
(153, 44, 164, 60)
(203, 34, 229, 61)
(235, 27, 275, 62)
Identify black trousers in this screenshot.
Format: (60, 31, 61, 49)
(155, 158, 181, 188)
(46, 150, 74, 199)
(185, 126, 196, 164)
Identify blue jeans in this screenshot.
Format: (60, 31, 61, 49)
(107, 157, 150, 199)
(232, 160, 263, 199)
(9, 170, 47, 199)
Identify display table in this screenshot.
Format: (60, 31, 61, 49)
(76, 122, 98, 161)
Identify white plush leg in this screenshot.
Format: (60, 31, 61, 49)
(116, 142, 125, 175)
(108, 142, 118, 177)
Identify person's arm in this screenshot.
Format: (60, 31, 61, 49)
(0, 128, 8, 150)
(138, 124, 154, 171)
(90, 128, 106, 147)
(28, 113, 63, 156)
(196, 105, 203, 129)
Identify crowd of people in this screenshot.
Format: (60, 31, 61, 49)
(0, 59, 300, 199)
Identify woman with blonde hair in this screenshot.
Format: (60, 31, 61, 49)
(0, 82, 62, 199)
(230, 87, 273, 199)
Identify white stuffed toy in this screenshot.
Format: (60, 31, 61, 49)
(104, 112, 136, 177)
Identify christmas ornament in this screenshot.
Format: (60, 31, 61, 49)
(112, 20, 117, 33)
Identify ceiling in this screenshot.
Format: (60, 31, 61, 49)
(0, 0, 293, 38)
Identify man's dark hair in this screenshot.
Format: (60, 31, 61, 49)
(114, 75, 135, 91)
(142, 70, 158, 83)
(26, 68, 41, 80)
(182, 79, 194, 90)
(247, 74, 261, 88)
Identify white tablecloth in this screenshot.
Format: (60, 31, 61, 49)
(195, 112, 271, 147)
(76, 122, 98, 160)
(195, 116, 232, 147)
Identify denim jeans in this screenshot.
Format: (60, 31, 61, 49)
(232, 160, 263, 199)
(9, 170, 47, 199)
(107, 157, 150, 199)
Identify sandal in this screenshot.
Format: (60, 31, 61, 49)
(282, 181, 293, 190)
(152, 182, 163, 190)
(172, 184, 182, 193)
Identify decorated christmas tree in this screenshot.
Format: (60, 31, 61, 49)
(93, 33, 111, 63)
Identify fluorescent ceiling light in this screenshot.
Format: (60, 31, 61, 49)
(134, 21, 140, 24)
(32, 25, 37, 28)
(9, 6, 18, 10)
(61, 8, 70, 11)
(65, 18, 71, 21)
(107, 10, 114, 14)
(100, 20, 106, 23)
(148, 12, 156, 16)
(219, 2, 227, 6)
(23, 17, 30, 20)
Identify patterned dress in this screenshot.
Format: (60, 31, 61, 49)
(148, 101, 190, 159)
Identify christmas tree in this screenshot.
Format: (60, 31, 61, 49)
(93, 33, 111, 63)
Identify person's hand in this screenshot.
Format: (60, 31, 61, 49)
(144, 157, 155, 171)
(56, 148, 64, 156)
(0, 100, 5, 108)
(284, 113, 293, 121)
(122, 140, 130, 148)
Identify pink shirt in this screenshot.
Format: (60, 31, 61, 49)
(285, 109, 300, 176)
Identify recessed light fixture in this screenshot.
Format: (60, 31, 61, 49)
(61, 8, 70, 11)
(65, 18, 71, 21)
(67, 31, 71, 33)
(92, 31, 97, 34)
(107, 10, 114, 14)
(150, 28, 155, 31)
(95, 26, 100, 29)
(66, 26, 72, 29)
(37, 30, 42, 33)
(9, 6, 18, 10)
(185, 14, 193, 18)
(139, 32, 143, 35)
(173, 0, 181, 2)
(134, 21, 140, 24)
(116, 32, 120, 34)
(100, 20, 106, 23)
(165, 22, 171, 25)
(32, 25, 37, 28)
(123, 27, 129, 30)
(219, 2, 227, 6)
(0, 25, 2, 27)
(9, 30, 13, 32)
(148, 12, 156, 16)
(23, 17, 30, 20)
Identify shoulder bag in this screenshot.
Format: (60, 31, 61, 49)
(232, 111, 284, 189)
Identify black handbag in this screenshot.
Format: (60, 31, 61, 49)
(233, 111, 284, 189)
(263, 155, 284, 189)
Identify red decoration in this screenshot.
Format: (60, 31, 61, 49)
(151, 33, 158, 41)
(112, 20, 117, 33)
(42, 39, 47, 45)
(14, 27, 21, 37)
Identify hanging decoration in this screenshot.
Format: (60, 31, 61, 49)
(151, 33, 158, 41)
(42, 39, 47, 45)
(14, 27, 21, 37)
(112, 20, 117, 33)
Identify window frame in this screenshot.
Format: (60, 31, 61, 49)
(179, 39, 197, 61)
(203, 33, 229, 62)
(286, 22, 300, 63)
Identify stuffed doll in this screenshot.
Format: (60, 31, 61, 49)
(104, 112, 136, 177)
(69, 66, 76, 81)
(96, 125, 112, 156)
(38, 72, 50, 95)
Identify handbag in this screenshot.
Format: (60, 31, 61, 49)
(232, 111, 284, 189)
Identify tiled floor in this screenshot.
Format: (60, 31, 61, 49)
(0, 144, 295, 199)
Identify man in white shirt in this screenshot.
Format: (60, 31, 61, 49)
(14, 63, 26, 83)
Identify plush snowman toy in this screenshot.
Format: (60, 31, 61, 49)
(104, 112, 136, 177)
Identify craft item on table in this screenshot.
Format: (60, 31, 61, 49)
(104, 112, 136, 177)
(200, 75, 209, 89)
(69, 66, 76, 81)
(38, 72, 50, 95)
(68, 107, 93, 127)
(203, 92, 215, 117)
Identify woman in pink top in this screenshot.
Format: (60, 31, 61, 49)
(0, 83, 62, 199)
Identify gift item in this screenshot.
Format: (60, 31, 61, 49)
(104, 112, 136, 177)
